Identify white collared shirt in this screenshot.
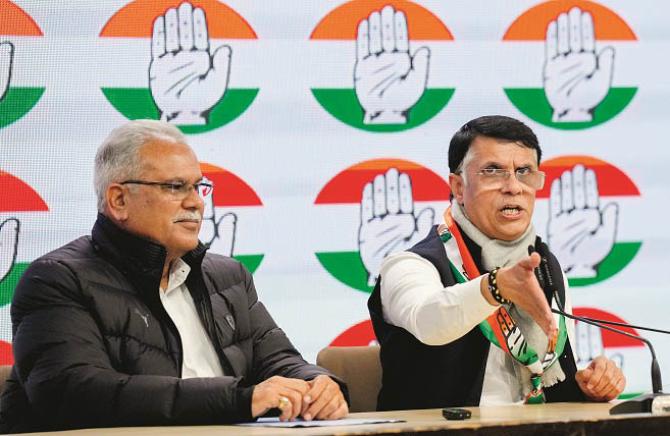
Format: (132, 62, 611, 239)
(380, 251, 575, 405)
(159, 259, 224, 378)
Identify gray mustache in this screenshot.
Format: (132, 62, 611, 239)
(173, 211, 202, 222)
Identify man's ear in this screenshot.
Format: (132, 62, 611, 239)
(105, 184, 129, 221)
(449, 173, 465, 204)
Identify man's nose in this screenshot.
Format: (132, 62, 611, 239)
(501, 171, 523, 194)
(182, 185, 204, 209)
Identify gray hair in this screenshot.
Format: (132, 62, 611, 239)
(94, 120, 187, 212)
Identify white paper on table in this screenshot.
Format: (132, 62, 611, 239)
(237, 417, 405, 428)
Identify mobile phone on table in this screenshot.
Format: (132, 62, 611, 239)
(442, 407, 471, 420)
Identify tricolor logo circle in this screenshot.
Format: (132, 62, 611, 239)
(199, 163, 264, 273)
(310, 0, 454, 132)
(0, 1, 44, 129)
(0, 171, 49, 364)
(314, 158, 450, 292)
(503, 0, 637, 130)
(100, 0, 258, 134)
(535, 155, 641, 286)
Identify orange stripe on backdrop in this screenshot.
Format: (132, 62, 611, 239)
(0, 171, 48, 212)
(351, 158, 423, 171)
(537, 156, 640, 197)
(503, 0, 636, 41)
(200, 164, 262, 206)
(0, 1, 43, 36)
(541, 155, 607, 167)
(100, 0, 257, 39)
(310, 0, 453, 40)
(315, 167, 451, 204)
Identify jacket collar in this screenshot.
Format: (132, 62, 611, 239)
(91, 213, 208, 291)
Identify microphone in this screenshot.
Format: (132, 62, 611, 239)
(566, 315, 670, 336)
(551, 306, 668, 414)
(528, 243, 669, 414)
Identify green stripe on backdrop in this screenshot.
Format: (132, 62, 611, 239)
(504, 87, 637, 130)
(233, 254, 264, 274)
(0, 88, 45, 128)
(315, 251, 371, 293)
(311, 88, 454, 132)
(0, 263, 29, 306)
(101, 88, 259, 134)
(568, 242, 642, 287)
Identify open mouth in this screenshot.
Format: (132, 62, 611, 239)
(500, 205, 523, 217)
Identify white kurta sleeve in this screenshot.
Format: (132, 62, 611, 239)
(380, 251, 498, 346)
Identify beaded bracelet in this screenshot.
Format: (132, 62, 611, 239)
(488, 267, 510, 305)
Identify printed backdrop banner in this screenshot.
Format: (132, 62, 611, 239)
(1, 0, 669, 398)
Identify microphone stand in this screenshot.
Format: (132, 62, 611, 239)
(529, 245, 668, 413)
(553, 308, 667, 413)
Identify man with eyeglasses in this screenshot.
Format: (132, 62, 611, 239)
(0, 120, 347, 433)
(368, 115, 624, 410)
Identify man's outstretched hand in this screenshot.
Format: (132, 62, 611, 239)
(482, 252, 557, 342)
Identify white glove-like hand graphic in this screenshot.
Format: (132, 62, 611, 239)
(0, 41, 14, 101)
(149, 2, 231, 125)
(198, 177, 237, 257)
(0, 218, 19, 282)
(359, 168, 434, 286)
(576, 319, 624, 368)
(576, 320, 603, 364)
(547, 164, 618, 278)
(355, 5, 430, 125)
(543, 7, 614, 122)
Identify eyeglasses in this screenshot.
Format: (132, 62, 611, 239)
(121, 179, 213, 199)
(471, 168, 545, 190)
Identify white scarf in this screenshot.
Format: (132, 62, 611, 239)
(451, 202, 565, 394)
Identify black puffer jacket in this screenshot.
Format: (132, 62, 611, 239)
(0, 214, 344, 433)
